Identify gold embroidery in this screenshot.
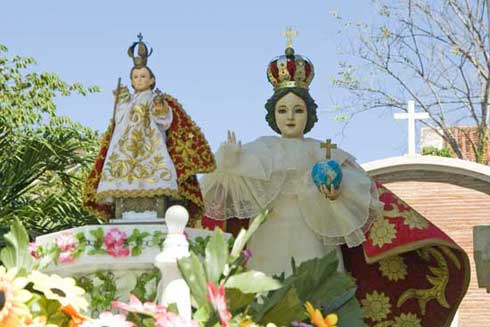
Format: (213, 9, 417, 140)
(101, 102, 172, 184)
(379, 255, 407, 281)
(152, 100, 170, 117)
(402, 211, 429, 230)
(372, 322, 393, 327)
(361, 291, 391, 322)
(393, 312, 422, 327)
(396, 247, 451, 314)
(96, 187, 182, 201)
(380, 188, 429, 230)
(369, 218, 397, 247)
(440, 246, 461, 270)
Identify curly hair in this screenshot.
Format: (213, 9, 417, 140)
(265, 87, 318, 135)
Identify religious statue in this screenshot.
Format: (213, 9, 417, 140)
(83, 34, 215, 224)
(201, 31, 470, 327)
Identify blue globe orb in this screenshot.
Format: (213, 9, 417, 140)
(311, 159, 343, 190)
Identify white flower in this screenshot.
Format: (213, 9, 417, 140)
(29, 271, 88, 311)
(79, 312, 134, 327)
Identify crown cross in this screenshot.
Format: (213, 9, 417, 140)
(321, 139, 337, 160)
(137, 33, 143, 42)
(283, 27, 298, 48)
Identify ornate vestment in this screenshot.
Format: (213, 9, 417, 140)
(96, 90, 178, 200)
(201, 136, 469, 326)
(83, 93, 215, 225)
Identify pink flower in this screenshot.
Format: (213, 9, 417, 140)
(58, 250, 75, 263)
(107, 244, 130, 257)
(104, 228, 130, 257)
(207, 281, 232, 327)
(155, 312, 199, 327)
(29, 242, 41, 259)
(55, 231, 79, 252)
(113, 294, 167, 316)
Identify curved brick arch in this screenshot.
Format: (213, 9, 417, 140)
(362, 155, 490, 327)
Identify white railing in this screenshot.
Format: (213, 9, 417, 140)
(154, 205, 192, 320)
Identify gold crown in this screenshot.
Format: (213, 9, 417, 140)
(267, 46, 315, 90)
(127, 33, 153, 68)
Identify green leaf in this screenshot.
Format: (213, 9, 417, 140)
(0, 219, 34, 272)
(334, 297, 367, 327)
(230, 210, 268, 258)
(204, 228, 228, 283)
(193, 305, 211, 323)
(225, 270, 281, 294)
(259, 288, 304, 326)
(227, 288, 256, 312)
(177, 253, 209, 307)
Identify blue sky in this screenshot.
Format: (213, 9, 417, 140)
(1, 0, 422, 163)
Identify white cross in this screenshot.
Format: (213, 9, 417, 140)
(394, 100, 429, 156)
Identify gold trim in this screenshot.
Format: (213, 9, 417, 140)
(396, 247, 452, 314)
(95, 187, 182, 201)
(274, 81, 309, 90)
(164, 94, 216, 183)
(363, 238, 470, 327)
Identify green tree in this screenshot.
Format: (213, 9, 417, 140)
(331, 0, 490, 163)
(0, 44, 103, 238)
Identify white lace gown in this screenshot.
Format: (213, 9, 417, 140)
(201, 136, 381, 276)
(96, 89, 178, 203)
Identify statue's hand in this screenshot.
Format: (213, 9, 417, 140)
(226, 130, 242, 148)
(220, 130, 242, 169)
(113, 85, 129, 98)
(319, 184, 342, 201)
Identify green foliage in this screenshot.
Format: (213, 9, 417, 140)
(224, 271, 281, 294)
(204, 228, 228, 284)
(259, 288, 304, 326)
(177, 252, 210, 308)
(127, 229, 150, 256)
(230, 210, 268, 259)
(0, 218, 34, 272)
(0, 43, 102, 238)
(77, 271, 118, 314)
(88, 227, 106, 255)
(251, 252, 365, 327)
(422, 146, 453, 158)
(131, 270, 161, 302)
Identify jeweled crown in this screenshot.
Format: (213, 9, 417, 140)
(267, 46, 315, 90)
(127, 33, 153, 68)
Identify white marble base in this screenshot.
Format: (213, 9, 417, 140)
(122, 210, 158, 220)
(35, 224, 214, 276)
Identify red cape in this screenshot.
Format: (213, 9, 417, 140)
(202, 181, 470, 327)
(83, 94, 216, 226)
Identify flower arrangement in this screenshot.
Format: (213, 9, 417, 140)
(1, 212, 364, 327)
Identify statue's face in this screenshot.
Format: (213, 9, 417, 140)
(131, 67, 154, 92)
(274, 92, 308, 138)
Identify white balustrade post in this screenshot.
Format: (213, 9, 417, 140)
(154, 205, 192, 320)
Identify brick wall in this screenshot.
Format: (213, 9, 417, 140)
(372, 170, 490, 327)
(422, 126, 490, 164)
(445, 127, 490, 164)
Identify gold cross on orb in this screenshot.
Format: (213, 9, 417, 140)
(321, 139, 337, 160)
(283, 27, 298, 48)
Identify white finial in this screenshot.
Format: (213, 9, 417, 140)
(165, 205, 189, 234)
(394, 100, 429, 156)
(155, 205, 191, 320)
